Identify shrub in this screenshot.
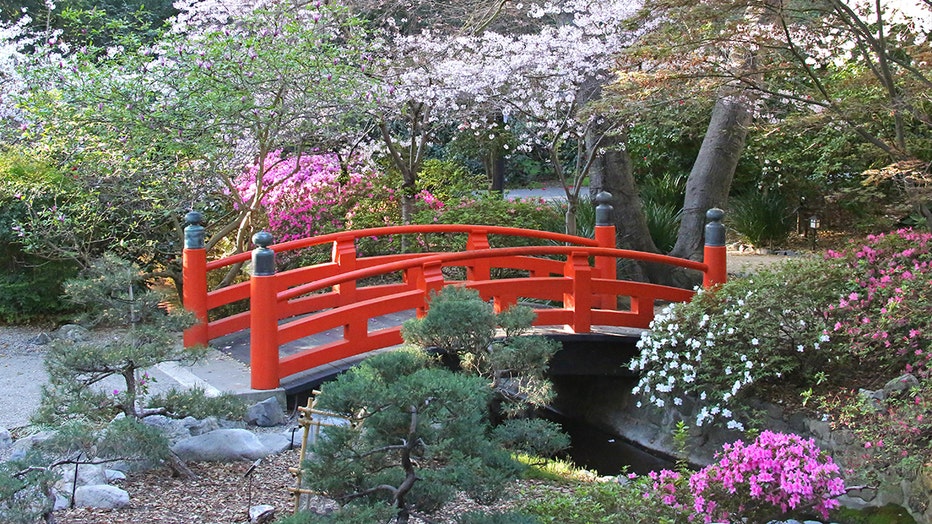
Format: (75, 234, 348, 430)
(523, 478, 686, 524)
(728, 191, 794, 248)
(401, 286, 560, 416)
(631, 257, 851, 430)
(0, 152, 80, 322)
(302, 349, 523, 522)
(642, 432, 845, 523)
(687, 431, 845, 523)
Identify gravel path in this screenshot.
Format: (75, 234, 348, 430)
(0, 325, 49, 431)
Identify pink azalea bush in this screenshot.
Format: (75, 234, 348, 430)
(825, 228, 932, 379)
(644, 432, 845, 523)
(689, 431, 845, 523)
(234, 151, 378, 242)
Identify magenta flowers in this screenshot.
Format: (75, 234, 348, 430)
(688, 431, 845, 523)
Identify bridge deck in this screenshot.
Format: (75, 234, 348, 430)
(199, 308, 651, 396)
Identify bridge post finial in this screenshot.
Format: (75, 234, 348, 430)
(703, 208, 727, 288)
(252, 231, 276, 276)
(184, 211, 205, 250)
(182, 211, 208, 348)
(595, 191, 613, 226)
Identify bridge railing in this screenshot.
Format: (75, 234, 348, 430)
(182, 194, 727, 389)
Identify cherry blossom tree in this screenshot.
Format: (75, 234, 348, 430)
(372, 0, 642, 233)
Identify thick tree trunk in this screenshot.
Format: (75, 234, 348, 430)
(669, 94, 752, 262)
(587, 125, 663, 283)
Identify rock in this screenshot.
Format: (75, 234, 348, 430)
(30, 332, 53, 345)
(105, 469, 126, 483)
(53, 491, 70, 511)
(0, 427, 11, 450)
(9, 431, 56, 461)
(55, 464, 109, 494)
(183, 416, 221, 436)
(249, 504, 276, 523)
(172, 429, 269, 462)
(52, 324, 90, 343)
(73, 485, 130, 509)
(883, 373, 919, 398)
(245, 397, 286, 427)
(257, 433, 291, 455)
(143, 415, 195, 443)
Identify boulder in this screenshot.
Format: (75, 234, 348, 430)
(0, 427, 11, 450)
(55, 463, 108, 493)
(52, 324, 90, 343)
(172, 429, 269, 462)
(73, 485, 130, 510)
(249, 504, 276, 524)
(245, 397, 286, 427)
(257, 433, 291, 455)
(883, 373, 920, 398)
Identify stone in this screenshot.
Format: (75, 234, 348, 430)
(183, 415, 221, 436)
(249, 504, 276, 523)
(171, 429, 269, 462)
(257, 433, 291, 455)
(55, 464, 109, 494)
(143, 414, 195, 443)
(0, 427, 11, 450)
(105, 469, 126, 483)
(73, 485, 130, 509)
(245, 397, 286, 427)
(52, 324, 90, 342)
(9, 431, 56, 461)
(883, 373, 919, 398)
(30, 332, 52, 345)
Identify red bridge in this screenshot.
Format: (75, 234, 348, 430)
(181, 196, 727, 390)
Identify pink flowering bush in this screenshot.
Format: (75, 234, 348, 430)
(644, 432, 845, 523)
(234, 151, 378, 243)
(824, 229, 932, 380)
(688, 431, 845, 523)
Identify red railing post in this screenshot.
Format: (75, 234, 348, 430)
(564, 251, 592, 333)
(416, 260, 446, 317)
(703, 208, 728, 288)
(182, 211, 208, 348)
(332, 234, 357, 305)
(593, 192, 617, 309)
(250, 232, 280, 390)
(466, 229, 491, 281)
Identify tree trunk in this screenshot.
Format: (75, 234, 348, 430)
(669, 94, 753, 262)
(587, 125, 663, 283)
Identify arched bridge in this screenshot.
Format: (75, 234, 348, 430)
(182, 197, 727, 390)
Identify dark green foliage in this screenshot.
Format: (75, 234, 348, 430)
(416, 158, 486, 201)
(303, 350, 523, 522)
(638, 172, 687, 253)
(0, 452, 57, 524)
(146, 388, 247, 421)
(401, 287, 560, 415)
(728, 191, 794, 248)
(0, 151, 80, 322)
(401, 286, 498, 356)
(277, 503, 395, 523)
(458, 509, 541, 524)
(492, 418, 570, 458)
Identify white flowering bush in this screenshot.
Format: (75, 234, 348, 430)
(630, 258, 852, 430)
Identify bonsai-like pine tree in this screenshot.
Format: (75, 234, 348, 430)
(32, 253, 240, 479)
(301, 348, 523, 523)
(401, 286, 560, 416)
